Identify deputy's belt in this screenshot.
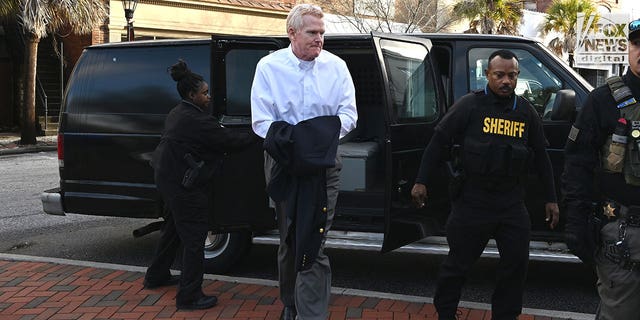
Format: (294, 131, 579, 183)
(603, 241, 640, 271)
(601, 200, 640, 227)
(602, 200, 640, 270)
(619, 205, 640, 226)
(466, 175, 519, 192)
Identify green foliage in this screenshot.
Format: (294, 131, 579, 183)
(0, 0, 108, 144)
(540, 0, 598, 57)
(1, 0, 108, 37)
(0, 0, 19, 22)
(15, 0, 108, 38)
(452, 0, 523, 35)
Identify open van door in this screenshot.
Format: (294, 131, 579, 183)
(372, 33, 448, 253)
(209, 34, 285, 232)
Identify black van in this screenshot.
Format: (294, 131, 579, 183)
(41, 32, 592, 273)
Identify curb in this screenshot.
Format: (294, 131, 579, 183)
(0, 145, 57, 156)
(0, 253, 596, 320)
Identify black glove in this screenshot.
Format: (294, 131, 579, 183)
(564, 207, 597, 264)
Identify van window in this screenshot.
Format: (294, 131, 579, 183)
(379, 39, 438, 123)
(225, 49, 271, 116)
(65, 44, 208, 115)
(468, 48, 562, 118)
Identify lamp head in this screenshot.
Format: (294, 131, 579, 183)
(122, 0, 138, 21)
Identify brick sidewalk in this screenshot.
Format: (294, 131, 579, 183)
(0, 258, 587, 320)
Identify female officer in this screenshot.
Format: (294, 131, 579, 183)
(143, 60, 256, 310)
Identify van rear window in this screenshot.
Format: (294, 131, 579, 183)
(64, 44, 209, 115)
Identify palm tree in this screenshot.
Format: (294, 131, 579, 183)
(0, 0, 108, 144)
(452, 0, 523, 35)
(540, 0, 598, 66)
(0, 1, 19, 17)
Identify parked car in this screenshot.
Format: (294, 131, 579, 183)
(41, 32, 593, 273)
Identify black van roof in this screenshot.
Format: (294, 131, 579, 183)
(85, 33, 536, 50)
(86, 38, 210, 49)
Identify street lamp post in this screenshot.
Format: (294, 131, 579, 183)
(122, 0, 139, 41)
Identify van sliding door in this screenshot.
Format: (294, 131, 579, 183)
(372, 33, 447, 253)
(209, 35, 284, 232)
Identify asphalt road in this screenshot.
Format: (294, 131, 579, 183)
(0, 151, 599, 314)
(0, 151, 110, 236)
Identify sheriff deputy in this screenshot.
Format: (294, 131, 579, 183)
(563, 18, 640, 320)
(411, 49, 559, 320)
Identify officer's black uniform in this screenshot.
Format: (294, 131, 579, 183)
(563, 71, 640, 319)
(145, 100, 255, 305)
(563, 71, 640, 220)
(416, 88, 556, 320)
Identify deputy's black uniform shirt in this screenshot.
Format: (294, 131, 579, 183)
(152, 100, 256, 189)
(563, 71, 640, 212)
(416, 88, 556, 209)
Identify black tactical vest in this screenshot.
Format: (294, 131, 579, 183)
(461, 92, 531, 179)
(602, 76, 640, 186)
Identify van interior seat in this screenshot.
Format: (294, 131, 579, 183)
(338, 141, 379, 158)
(337, 141, 379, 191)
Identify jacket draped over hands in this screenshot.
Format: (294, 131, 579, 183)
(264, 115, 341, 271)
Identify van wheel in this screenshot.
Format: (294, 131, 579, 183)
(203, 231, 251, 274)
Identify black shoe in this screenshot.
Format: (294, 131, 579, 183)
(280, 306, 297, 320)
(176, 295, 218, 310)
(143, 275, 180, 289)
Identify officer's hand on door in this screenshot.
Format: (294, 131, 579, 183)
(411, 183, 427, 208)
(544, 202, 559, 229)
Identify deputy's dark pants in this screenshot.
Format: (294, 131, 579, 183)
(145, 175, 210, 305)
(594, 219, 640, 320)
(434, 201, 530, 320)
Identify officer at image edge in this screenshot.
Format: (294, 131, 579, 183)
(563, 18, 640, 320)
(411, 49, 559, 320)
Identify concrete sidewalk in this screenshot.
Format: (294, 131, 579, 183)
(0, 254, 594, 320)
(0, 133, 57, 156)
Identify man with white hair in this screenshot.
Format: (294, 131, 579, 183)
(250, 3, 357, 320)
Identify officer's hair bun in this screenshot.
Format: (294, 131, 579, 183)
(168, 59, 192, 82)
(168, 59, 205, 100)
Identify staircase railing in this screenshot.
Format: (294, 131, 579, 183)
(36, 76, 48, 131)
(16, 28, 50, 132)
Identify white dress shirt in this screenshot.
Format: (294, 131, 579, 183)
(250, 45, 358, 138)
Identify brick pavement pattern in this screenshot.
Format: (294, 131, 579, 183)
(0, 259, 571, 320)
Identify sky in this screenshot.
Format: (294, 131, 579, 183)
(619, 1, 640, 19)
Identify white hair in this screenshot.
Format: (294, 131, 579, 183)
(286, 4, 324, 32)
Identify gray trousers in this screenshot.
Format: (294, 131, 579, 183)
(595, 219, 640, 320)
(265, 153, 341, 320)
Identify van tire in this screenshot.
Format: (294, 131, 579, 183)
(202, 231, 252, 274)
